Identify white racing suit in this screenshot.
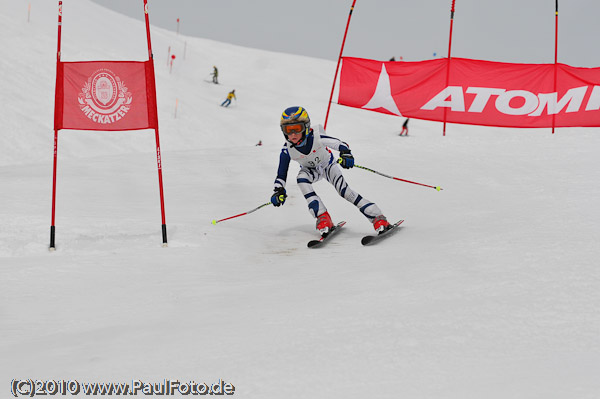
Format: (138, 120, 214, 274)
(274, 125, 383, 222)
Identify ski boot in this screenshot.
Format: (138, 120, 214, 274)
(316, 211, 334, 235)
(373, 215, 391, 234)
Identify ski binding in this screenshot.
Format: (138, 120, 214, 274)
(361, 220, 404, 246)
(307, 221, 346, 248)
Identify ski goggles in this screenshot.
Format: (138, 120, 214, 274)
(282, 123, 305, 135)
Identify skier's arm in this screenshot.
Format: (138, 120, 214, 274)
(321, 135, 350, 153)
(274, 147, 291, 190)
(313, 124, 349, 153)
(320, 133, 353, 168)
(272, 147, 291, 207)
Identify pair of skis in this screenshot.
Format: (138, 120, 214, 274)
(307, 220, 404, 248)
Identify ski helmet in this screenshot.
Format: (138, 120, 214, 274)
(280, 106, 311, 144)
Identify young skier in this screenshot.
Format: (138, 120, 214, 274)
(220, 89, 236, 107)
(270, 106, 391, 235)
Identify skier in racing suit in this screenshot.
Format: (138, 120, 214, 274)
(270, 106, 391, 234)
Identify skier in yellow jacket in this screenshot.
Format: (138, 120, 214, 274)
(220, 89, 236, 107)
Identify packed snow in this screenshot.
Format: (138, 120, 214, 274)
(1, 1, 599, 398)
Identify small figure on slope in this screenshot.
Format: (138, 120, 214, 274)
(211, 65, 219, 84)
(400, 118, 409, 136)
(270, 106, 391, 235)
(221, 89, 236, 107)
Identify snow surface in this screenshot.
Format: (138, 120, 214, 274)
(1, 1, 600, 398)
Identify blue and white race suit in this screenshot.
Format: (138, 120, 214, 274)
(274, 125, 383, 221)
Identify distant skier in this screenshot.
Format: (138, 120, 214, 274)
(400, 118, 409, 136)
(270, 106, 391, 234)
(211, 66, 219, 84)
(220, 89, 236, 107)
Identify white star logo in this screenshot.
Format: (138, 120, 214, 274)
(361, 63, 403, 116)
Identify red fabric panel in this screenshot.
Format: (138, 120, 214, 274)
(55, 60, 158, 131)
(144, 60, 159, 130)
(53, 61, 64, 131)
(338, 57, 600, 128)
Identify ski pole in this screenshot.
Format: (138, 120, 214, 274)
(211, 202, 271, 225)
(338, 159, 443, 191)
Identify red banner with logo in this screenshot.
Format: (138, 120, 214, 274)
(338, 57, 600, 128)
(54, 60, 158, 131)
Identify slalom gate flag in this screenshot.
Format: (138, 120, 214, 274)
(338, 57, 600, 128)
(55, 60, 158, 131)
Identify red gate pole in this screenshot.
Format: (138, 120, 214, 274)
(442, 0, 456, 136)
(143, 0, 168, 247)
(552, 0, 558, 134)
(49, 1, 62, 251)
(324, 0, 357, 131)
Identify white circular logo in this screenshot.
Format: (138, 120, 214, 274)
(78, 68, 133, 125)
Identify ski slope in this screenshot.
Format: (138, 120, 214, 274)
(1, 1, 599, 398)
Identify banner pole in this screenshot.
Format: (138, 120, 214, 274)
(143, 0, 168, 246)
(144, 0, 153, 60)
(442, 0, 456, 136)
(154, 127, 168, 246)
(324, 0, 357, 131)
(552, 0, 558, 134)
(50, 130, 58, 250)
(50, 1, 62, 251)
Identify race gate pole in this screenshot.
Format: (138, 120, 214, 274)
(49, 1, 63, 251)
(144, 0, 168, 246)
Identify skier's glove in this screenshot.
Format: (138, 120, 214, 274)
(271, 187, 287, 207)
(339, 149, 354, 169)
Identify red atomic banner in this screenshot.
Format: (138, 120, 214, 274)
(55, 60, 158, 131)
(338, 57, 600, 128)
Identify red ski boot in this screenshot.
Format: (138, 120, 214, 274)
(373, 215, 391, 233)
(316, 211, 334, 235)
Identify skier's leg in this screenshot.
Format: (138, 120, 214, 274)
(325, 163, 383, 222)
(296, 168, 327, 218)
